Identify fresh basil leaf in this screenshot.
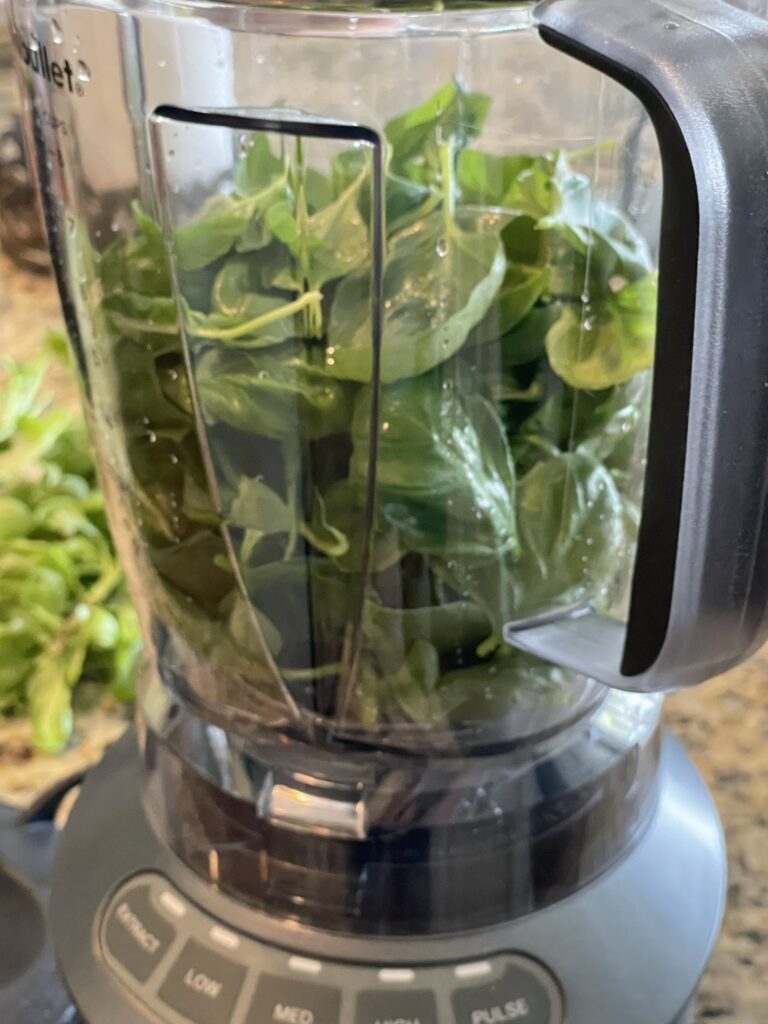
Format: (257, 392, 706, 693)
(472, 263, 550, 344)
(545, 275, 657, 389)
(350, 366, 518, 561)
(149, 530, 232, 614)
(229, 475, 290, 535)
(328, 210, 505, 383)
(457, 150, 537, 206)
(227, 591, 283, 659)
(175, 176, 291, 273)
(437, 650, 575, 723)
(197, 344, 352, 441)
(233, 134, 285, 196)
(516, 450, 632, 613)
(100, 203, 171, 298)
(333, 145, 434, 233)
(272, 167, 370, 292)
(185, 260, 309, 348)
(541, 172, 653, 286)
(364, 598, 493, 667)
(386, 78, 490, 179)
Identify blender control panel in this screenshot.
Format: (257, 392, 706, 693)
(99, 874, 564, 1024)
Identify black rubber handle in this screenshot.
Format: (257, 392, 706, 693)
(509, 0, 768, 690)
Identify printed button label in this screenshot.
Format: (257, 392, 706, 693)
(159, 938, 246, 1024)
(103, 885, 175, 983)
(247, 972, 341, 1024)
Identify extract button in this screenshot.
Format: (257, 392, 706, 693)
(103, 884, 176, 984)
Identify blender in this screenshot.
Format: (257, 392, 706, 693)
(4, 0, 768, 1020)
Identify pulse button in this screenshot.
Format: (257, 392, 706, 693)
(158, 938, 246, 1024)
(103, 884, 175, 983)
(452, 961, 562, 1024)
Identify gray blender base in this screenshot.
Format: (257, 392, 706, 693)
(49, 730, 724, 1024)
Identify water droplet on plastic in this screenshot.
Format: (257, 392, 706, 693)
(158, 58, 167, 68)
(436, 236, 448, 258)
(168, 368, 179, 381)
(76, 60, 91, 82)
(382, 421, 390, 432)
(513, 74, 524, 86)
(147, 430, 158, 444)
(580, 291, 591, 304)
(255, 54, 265, 65)
(141, 415, 150, 426)
(665, 21, 679, 30)
(111, 220, 119, 232)
(167, 148, 175, 158)
(257, 370, 270, 379)
(29, 37, 39, 52)
(51, 19, 63, 43)
(583, 317, 593, 331)
(348, 15, 359, 27)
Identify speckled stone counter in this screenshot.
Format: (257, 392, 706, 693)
(1, 253, 766, 1023)
(667, 661, 768, 1023)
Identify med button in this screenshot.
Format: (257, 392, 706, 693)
(103, 884, 175, 983)
(158, 938, 246, 1024)
(451, 961, 562, 1024)
(247, 972, 341, 1024)
(356, 988, 438, 1024)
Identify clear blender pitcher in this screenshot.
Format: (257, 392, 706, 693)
(9, 0, 768, 965)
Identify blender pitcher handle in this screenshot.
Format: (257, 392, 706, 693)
(505, 0, 768, 692)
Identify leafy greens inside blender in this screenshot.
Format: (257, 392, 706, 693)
(96, 79, 656, 735)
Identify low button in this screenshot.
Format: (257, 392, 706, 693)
(247, 972, 341, 1024)
(158, 938, 247, 1024)
(356, 988, 438, 1024)
(451, 962, 561, 1024)
(103, 885, 176, 983)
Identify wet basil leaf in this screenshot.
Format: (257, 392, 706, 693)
(546, 275, 657, 389)
(196, 344, 352, 441)
(328, 211, 505, 383)
(350, 366, 518, 561)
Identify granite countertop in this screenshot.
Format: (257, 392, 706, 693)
(1, 252, 766, 1022)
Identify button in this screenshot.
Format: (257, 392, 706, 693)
(454, 963, 492, 981)
(452, 962, 560, 1024)
(159, 889, 187, 919)
(103, 885, 176, 983)
(158, 938, 247, 1024)
(356, 988, 438, 1024)
(247, 972, 341, 1024)
(377, 969, 416, 984)
(210, 925, 240, 950)
(289, 956, 323, 976)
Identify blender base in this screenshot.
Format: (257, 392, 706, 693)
(4, 728, 723, 1024)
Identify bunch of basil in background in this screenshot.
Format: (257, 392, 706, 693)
(96, 79, 657, 738)
(0, 338, 140, 753)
